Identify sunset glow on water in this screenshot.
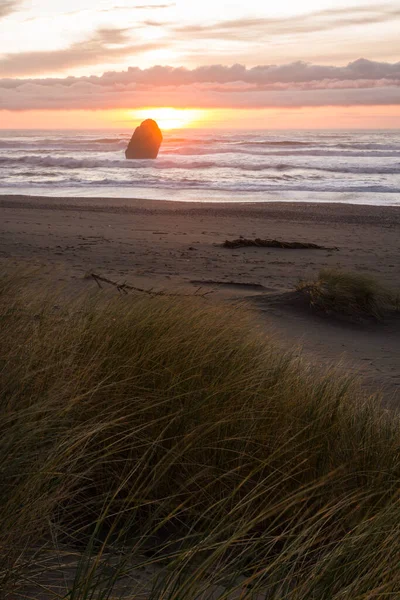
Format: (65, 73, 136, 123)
(1, 128, 399, 205)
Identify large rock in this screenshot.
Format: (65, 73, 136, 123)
(125, 119, 163, 159)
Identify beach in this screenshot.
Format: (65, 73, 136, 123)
(1, 194, 399, 404)
(3, 3, 400, 595)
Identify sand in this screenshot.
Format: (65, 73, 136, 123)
(1, 194, 399, 406)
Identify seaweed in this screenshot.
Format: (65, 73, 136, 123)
(222, 238, 338, 250)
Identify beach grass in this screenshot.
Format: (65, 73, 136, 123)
(1, 270, 400, 598)
(298, 268, 399, 320)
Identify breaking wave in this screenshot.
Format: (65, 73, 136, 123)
(1, 129, 400, 202)
(0, 154, 399, 175)
(1, 178, 399, 195)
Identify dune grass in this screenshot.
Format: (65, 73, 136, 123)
(298, 268, 400, 320)
(1, 271, 400, 598)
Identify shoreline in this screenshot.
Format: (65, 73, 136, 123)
(1, 193, 400, 224)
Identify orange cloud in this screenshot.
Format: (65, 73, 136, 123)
(1, 59, 400, 112)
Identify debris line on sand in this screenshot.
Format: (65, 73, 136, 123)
(222, 238, 339, 250)
(88, 273, 213, 298)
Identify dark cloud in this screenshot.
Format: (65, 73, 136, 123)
(0, 59, 399, 111)
(0, 81, 398, 111)
(173, 4, 400, 38)
(54, 59, 400, 86)
(0, 0, 20, 19)
(0, 28, 161, 77)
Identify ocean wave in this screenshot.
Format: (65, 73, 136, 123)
(1, 178, 398, 194)
(165, 136, 232, 144)
(0, 155, 218, 170)
(0, 138, 128, 151)
(16, 170, 62, 177)
(2, 139, 400, 161)
(0, 154, 399, 175)
(239, 141, 400, 151)
(237, 140, 313, 147)
(260, 149, 400, 158)
(162, 146, 400, 158)
(92, 138, 127, 144)
(1, 131, 399, 203)
(0, 136, 230, 151)
(337, 142, 400, 150)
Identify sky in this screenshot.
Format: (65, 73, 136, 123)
(0, 0, 399, 128)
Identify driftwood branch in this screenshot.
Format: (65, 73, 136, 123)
(222, 238, 339, 251)
(88, 273, 213, 299)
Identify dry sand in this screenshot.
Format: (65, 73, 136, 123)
(1, 194, 399, 406)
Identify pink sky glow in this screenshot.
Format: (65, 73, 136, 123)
(0, 1, 399, 128)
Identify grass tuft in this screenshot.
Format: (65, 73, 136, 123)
(1, 270, 400, 598)
(298, 268, 399, 320)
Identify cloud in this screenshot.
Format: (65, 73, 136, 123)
(0, 59, 399, 111)
(47, 59, 400, 85)
(100, 3, 175, 11)
(173, 4, 400, 38)
(0, 0, 20, 19)
(5, 3, 399, 79)
(21, 3, 175, 23)
(0, 28, 161, 77)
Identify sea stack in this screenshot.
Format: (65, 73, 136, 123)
(125, 119, 163, 159)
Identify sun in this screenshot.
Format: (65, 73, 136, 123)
(131, 107, 205, 130)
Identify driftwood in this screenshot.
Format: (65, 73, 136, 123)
(222, 238, 338, 251)
(88, 273, 213, 298)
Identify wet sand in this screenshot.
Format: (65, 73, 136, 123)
(1, 194, 399, 405)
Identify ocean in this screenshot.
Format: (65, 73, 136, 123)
(0, 129, 399, 205)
